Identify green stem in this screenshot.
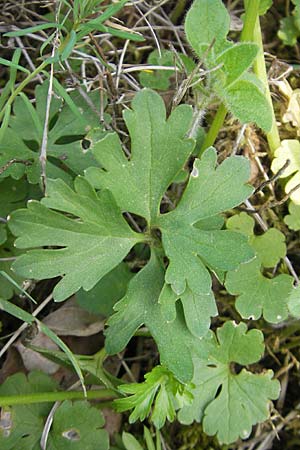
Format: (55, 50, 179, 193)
(0, 60, 49, 122)
(0, 388, 117, 407)
(200, 103, 227, 153)
(200, 1, 258, 152)
(252, 16, 281, 152)
(240, 0, 260, 41)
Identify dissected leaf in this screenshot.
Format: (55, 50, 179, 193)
(227, 212, 286, 267)
(105, 253, 202, 383)
(85, 89, 194, 222)
(156, 148, 254, 336)
(0, 178, 40, 219)
(178, 321, 280, 445)
(9, 89, 255, 381)
(115, 365, 194, 429)
(0, 82, 107, 183)
(0, 371, 57, 450)
(47, 401, 109, 450)
(272, 139, 300, 204)
(9, 177, 142, 301)
(225, 258, 293, 322)
(284, 201, 300, 230)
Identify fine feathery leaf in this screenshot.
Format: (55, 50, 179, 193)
(178, 321, 280, 445)
(115, 365, 194, 429)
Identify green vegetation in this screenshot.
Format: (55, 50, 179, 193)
(0, 0, 300, 448)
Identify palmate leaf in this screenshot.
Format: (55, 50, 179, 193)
(85, 89, 194, 223)
(226, 258, 293, 323)
(284, 201, 300, 231)
(105, 253, 203, 382)
(225, 212, 292, 323)
(226, 212, 286, 268)
(9, 89, 254, 381)
(9, 177, 142, 301)
(178, 321, 280, 445)
(0, 81, 107, 183)
(155, 149, 254, 336)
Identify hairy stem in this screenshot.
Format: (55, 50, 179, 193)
(200, 103, 227, 152)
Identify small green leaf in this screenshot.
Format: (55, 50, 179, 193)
(4, 23, 62, 37)
(185, 0, 230, 57)
(178, 321, 280, 445)
(271, 139, 300, 204)
(278, 16, 300, 46)
(225, 258, 293, 322)
(115, 365, 194, 429)
(47, 401, 109, 450)
(227, 212, 286, 267)
(221, 78, 273, 131)
(0, 81, 107, 183)
(284, 201, 300, 230)
(122, 432, 144, 450)
(0, 57, 30, 74)
(59, 30, 77, 61)
(216, 43, 258, 86)
(9, 177, 142, 301)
